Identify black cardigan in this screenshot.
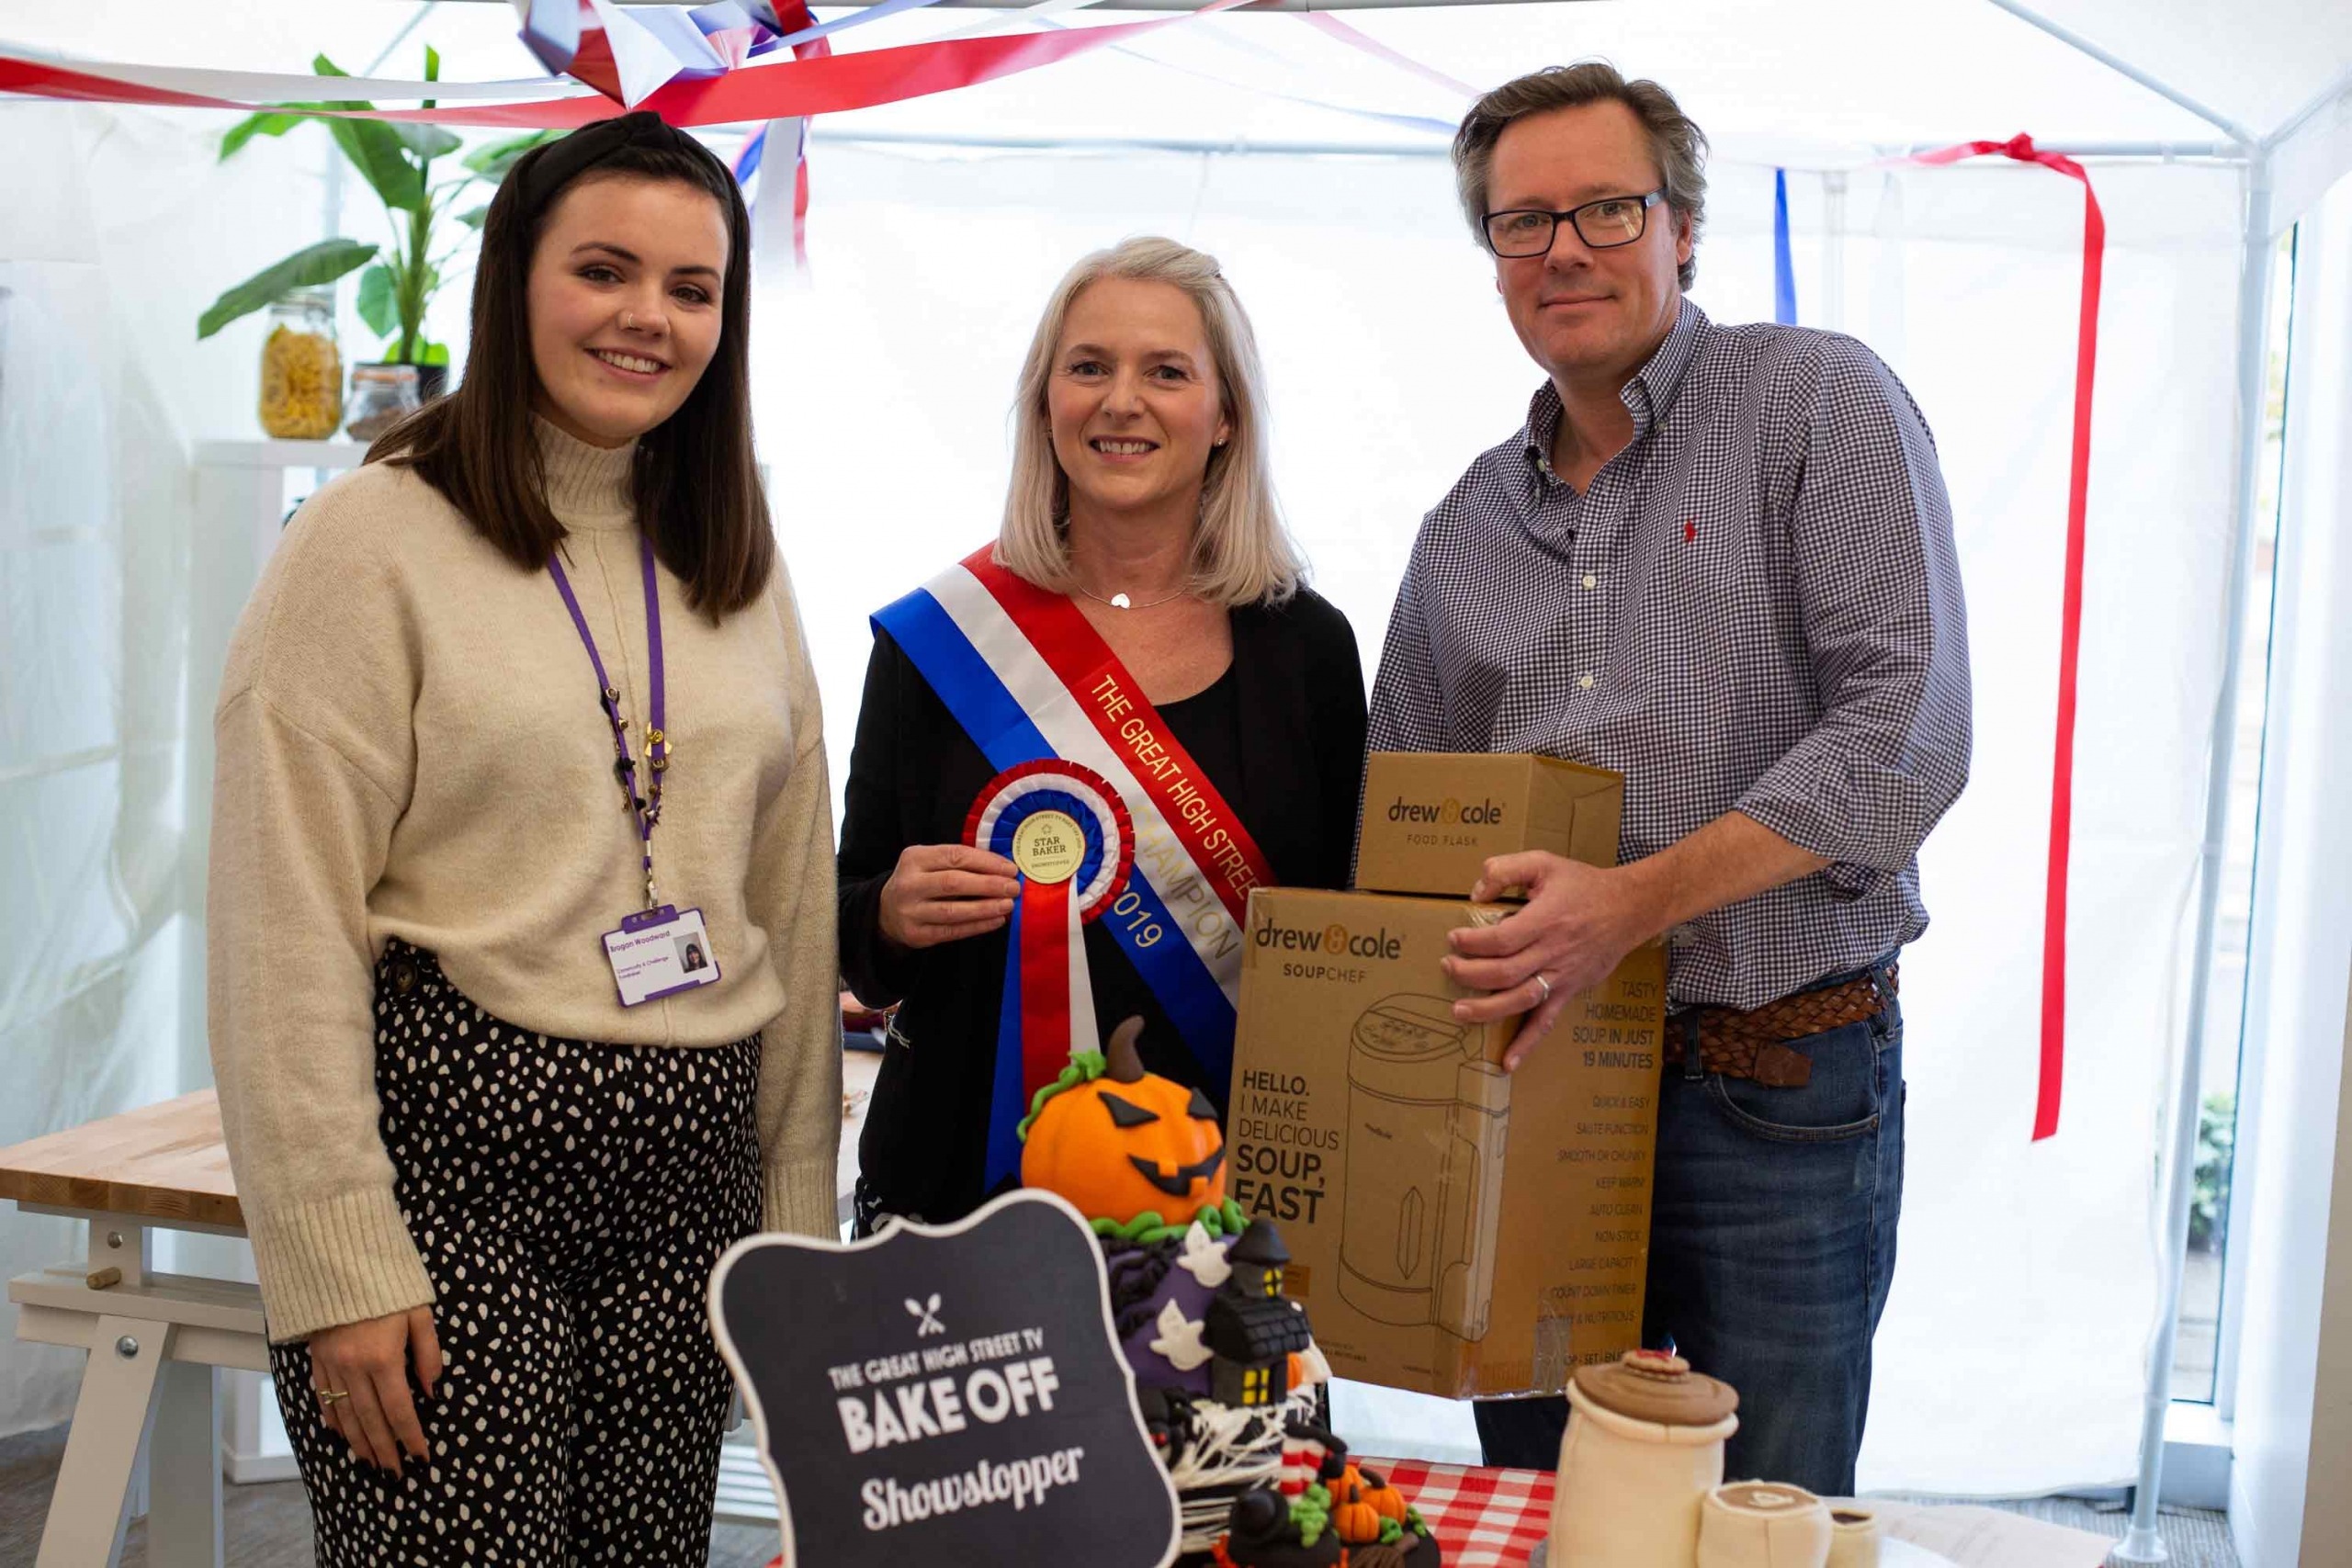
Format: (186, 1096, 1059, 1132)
(838, 587, 1367, 1224)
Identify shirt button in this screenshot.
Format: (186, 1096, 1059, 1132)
(1578, 674, 1595, 690)
(1583, 574, 1598, 591)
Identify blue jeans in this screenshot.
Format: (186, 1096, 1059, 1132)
(1474, 975, 1905, 1496)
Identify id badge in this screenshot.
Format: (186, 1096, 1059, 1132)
(603, 905, 721, 1007)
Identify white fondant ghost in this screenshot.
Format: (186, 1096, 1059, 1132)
(1173, 1221, 1233, 1289)
(1149, 1297, 1214, 1371)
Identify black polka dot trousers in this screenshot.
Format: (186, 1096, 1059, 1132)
(269, 939, 763, 1566)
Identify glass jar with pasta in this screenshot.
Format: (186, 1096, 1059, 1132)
(257, 288, 343, 440)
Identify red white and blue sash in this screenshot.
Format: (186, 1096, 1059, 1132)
(874, 547, 1276, 1186)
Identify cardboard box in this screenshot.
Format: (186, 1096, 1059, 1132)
(1354, 751, 1625, 898)
(1229, 886, 1664, 1399)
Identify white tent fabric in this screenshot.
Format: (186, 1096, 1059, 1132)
(0, 0, 2346, 1501)
(0, 92, 347, 1434)
(811, 0, 2346, 152)
(10, 1, 2348, 158)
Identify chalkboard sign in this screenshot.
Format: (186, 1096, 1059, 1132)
(709, 1189, 1181, 1568)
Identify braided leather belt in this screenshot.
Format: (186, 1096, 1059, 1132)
(1663, 964, 1898, 1089)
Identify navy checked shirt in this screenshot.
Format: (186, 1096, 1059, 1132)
(1367, 299, 1973, 1010)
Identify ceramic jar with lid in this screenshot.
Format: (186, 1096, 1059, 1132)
(1550, 1348, 1740, 1567)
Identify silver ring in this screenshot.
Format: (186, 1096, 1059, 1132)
(1533, 973, 1554, 1004)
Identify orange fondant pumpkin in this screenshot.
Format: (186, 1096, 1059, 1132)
(1022, 1018, 1227, 1225)
(1355, 1467, 1410, 1526)
(1330, 1473, 1386, 1546)
(1329, 1462, 1409, 1545)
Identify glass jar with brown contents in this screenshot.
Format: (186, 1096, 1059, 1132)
(257, 288, 343, 439)
(345, 363, 422, 444)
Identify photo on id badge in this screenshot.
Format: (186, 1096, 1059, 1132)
(605, 905, 720, 1007)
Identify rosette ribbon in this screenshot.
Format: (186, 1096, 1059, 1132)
(966, 761, 1135, 1187)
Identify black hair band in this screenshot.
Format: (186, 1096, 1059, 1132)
(515, 110, 699, 218)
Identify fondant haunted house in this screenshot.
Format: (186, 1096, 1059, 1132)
(1206, 1221, 1312, 1407)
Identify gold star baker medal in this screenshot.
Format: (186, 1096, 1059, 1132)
(1011, 810, 1086, 886)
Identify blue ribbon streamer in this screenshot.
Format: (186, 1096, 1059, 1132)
(774, 0, 951, 49)
(1773, 167, 1798, 325)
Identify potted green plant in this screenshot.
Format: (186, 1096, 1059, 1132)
(196, 48, 558, 403)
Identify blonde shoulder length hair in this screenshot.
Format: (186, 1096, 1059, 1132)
(996, 236, 1305, 608)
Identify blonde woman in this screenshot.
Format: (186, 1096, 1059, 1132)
(837, 237, 1365, 1228)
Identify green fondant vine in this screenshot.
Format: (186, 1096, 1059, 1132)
(1015, 1050, 1107, 1142)
(1085, 1194, 1250, 1245)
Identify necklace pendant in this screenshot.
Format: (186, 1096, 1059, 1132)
(1110, 592, 1132, 610)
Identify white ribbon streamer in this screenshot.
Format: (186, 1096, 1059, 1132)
(1, 44, 579, 103)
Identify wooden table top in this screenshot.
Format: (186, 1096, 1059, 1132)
(0, 1090, 243, 1230)
(0, 1057, 884, 1236)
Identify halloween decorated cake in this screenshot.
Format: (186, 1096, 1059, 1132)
(1018, 1019, 1442, 1564)
(1204, 1424, 1441, 1568)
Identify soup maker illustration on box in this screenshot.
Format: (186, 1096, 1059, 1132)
(1337, 994, 1513, 1339)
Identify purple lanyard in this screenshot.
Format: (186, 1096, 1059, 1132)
(548, 536, 670, 909)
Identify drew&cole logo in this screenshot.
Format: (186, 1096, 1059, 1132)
(1251, 915, 1403, 960)
(1385, 794, 1505, 827)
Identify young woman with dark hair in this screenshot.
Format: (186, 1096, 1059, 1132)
(208, 112, 839, 1564)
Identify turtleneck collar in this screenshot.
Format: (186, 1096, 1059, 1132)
(534, 416, 639, 531)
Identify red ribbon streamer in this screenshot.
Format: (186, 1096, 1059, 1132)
(0, 2, 1244, 130)
(1018, 876, 1074, 1099)
(1910, 134, 2103, 1142)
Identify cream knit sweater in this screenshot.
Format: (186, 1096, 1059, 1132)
(208, 422, 841, 1343)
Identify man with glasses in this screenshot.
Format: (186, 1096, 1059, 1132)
(1366, 62, 1972, 1494)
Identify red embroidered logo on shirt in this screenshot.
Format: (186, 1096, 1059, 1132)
(1683, 519, 1698, 544)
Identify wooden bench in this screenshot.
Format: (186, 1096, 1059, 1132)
(0, 1090, 257, 1568)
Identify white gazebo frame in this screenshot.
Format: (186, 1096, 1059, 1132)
(783, 0, 2343, 1555)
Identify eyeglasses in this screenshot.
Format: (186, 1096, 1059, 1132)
(1481, 191, 1665, 258)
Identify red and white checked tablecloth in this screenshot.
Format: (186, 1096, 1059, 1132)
(759, 1460, 1555, 1568)
(1358, 1459, 1553, 1567)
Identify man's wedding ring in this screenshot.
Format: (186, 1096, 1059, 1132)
(1533, 973, 1553, 1004)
